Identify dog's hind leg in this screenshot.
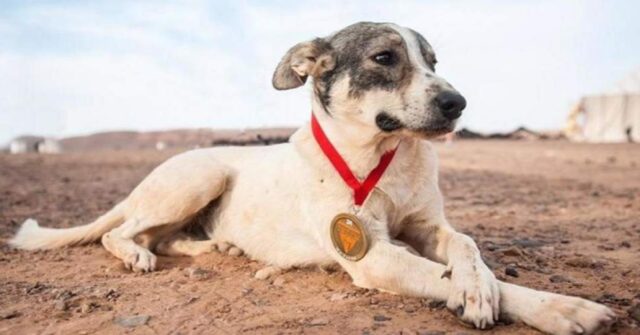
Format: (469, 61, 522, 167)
(101, 150, 230, 272)
(155, 233, 218, 257)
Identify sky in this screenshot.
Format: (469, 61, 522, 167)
(0, 0, 639, 144)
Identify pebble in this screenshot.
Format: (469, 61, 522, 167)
(308, 317, 329, 326)
(0, 310, 20, 320)
(549, 275, 572, 283)
(565, 257, 606, 269)
(54, 300, 68, 311)
(404, 305, 417, 313)
(80, 302, 95, 314)
(505, 266, 519, 277)
(373, 314, 391, 322)
(272, 277, 286, 287)
(186, 267, 211, 281)
(500, 247, 523, 257)
(114, 315, 150, 328)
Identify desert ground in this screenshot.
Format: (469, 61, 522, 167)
(1, 140, 639, 335)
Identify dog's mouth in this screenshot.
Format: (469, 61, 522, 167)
(376, 112, 454, 138)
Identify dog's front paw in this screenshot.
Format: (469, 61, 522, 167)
(445, 262, 500, 329)
(528, 293, 616, 335)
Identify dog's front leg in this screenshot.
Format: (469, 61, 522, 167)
(336, 237, 451, 302)
(400, 215, 615, 334)
(401, 215, 500, 329)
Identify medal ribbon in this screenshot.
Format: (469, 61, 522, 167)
(311, 113, 398, 206)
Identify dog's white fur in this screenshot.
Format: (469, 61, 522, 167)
(11, 23, 615, 335)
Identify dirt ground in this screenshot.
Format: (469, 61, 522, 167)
(1, 140, 639, 335)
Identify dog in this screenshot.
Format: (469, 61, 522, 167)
(11, 22, 615, 334)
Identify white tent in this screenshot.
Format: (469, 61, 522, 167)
(565, 69, 640, 143)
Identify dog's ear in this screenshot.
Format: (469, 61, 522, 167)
(272, 38, 335, 90)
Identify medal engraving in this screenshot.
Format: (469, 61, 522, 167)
(330, 213, 369, 261)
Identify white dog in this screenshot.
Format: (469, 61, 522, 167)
(11, 22, 615, 334)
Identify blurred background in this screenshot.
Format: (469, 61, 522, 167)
(1, 0, 639, 151)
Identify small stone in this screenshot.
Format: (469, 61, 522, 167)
(620, 241, 631, 248)
(0, 310, 21, 320)
(186, 267, 211, 281)
(549, 275, 572, 283)
(373, 314, 391, 322)
(500, 247, 523, 257)
(54, 300, 68, 311)
(330, 293, 347, 301)
(369, 297, 379, 305)
(114, 315, 150, 328)
(505, 266, 519, 277)
(308, 317, 329, 326)
(80, 302, 95, 314)
(628, 303, 640, 323)
(272, 277, 286, 287)
(400, 328, 414, 335)
(404, 305, 417, 313)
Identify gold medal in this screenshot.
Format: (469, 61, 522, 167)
(330, 213, 369, 261)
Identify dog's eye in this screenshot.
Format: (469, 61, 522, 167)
(372, 51, 395, 66)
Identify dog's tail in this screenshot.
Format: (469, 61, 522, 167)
(9, 202, 125, 250)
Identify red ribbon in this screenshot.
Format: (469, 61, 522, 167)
(311, 114, 398, 206)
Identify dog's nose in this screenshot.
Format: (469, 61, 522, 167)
(434, 91, 466, 120)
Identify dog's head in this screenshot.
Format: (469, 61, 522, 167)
(273, 22, 465, 138)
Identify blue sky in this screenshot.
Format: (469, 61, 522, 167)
(1, 0, 639, 144)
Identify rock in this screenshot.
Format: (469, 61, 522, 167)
(549, 275, 572, 283)
(272, 277, 286, 287)
(620, 241, 631, 248)
(500, 247, 523, 257)
(505, 266, 519, 277)
(565, 257, 605, 269)
(629, 303, 640, 323)
(404, 304, 417, 313)
(186, 267, 211, 281)
(400, 328, 414, 335)
(114, 315, 150, 328)
(104, 288, 120, 300)
(54, 300, 68, 311)
(0, 310, 20, 320)
(373, 314, 391, 322)
(308, 317, 329, 326)
(80, 302, 95, 314)
(330, 293, 347, 301)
